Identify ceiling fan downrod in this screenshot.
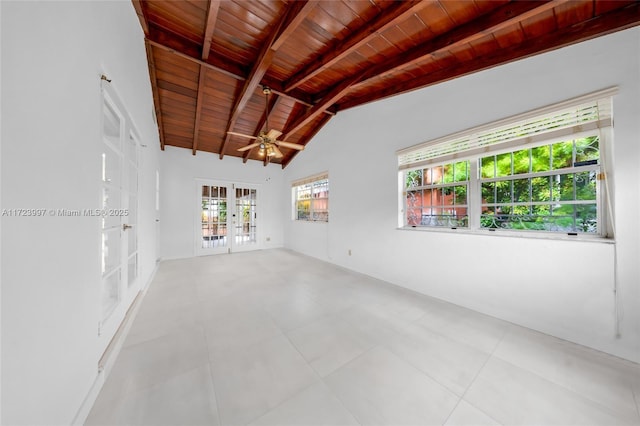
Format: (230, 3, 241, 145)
(262, 85, 271, 136)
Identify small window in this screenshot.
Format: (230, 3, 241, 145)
(406, 161, 469, 228)
(292, 173, 329, 222)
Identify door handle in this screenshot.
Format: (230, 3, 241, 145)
(123, 224, 133, 231)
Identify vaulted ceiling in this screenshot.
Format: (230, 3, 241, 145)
(132, 0, 640, 168)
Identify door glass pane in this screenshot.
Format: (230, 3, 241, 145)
(101, 270, 121, 319)
(102, 228, 121, 275)
(102, 148, 121, 188)
(128, 162, 137, 193)
(235, 186, 257, 246)
(103, 101, 121, 147)
(128, 193, 137, 231)
(201, 185, 228, 249)
(127, 254, 138, 288)
(102, 187, 121, 230)
(128, 132, 138, 167)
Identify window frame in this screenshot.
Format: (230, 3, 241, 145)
(292, 173, 329, 223)
(397, 89, 616, 240)
(405, 160, 471, 228)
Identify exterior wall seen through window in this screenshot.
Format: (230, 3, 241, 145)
(293, 177, 329, 222)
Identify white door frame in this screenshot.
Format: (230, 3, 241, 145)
(195, 179, 261, 256)
(98, 81, 142, 358)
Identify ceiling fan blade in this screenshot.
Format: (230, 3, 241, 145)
(228, 131, 258, 140)
(237, 142, 261, 152)
(272, 145, 284, 158)
(275, 140, 305, 150)
(266, 129, 282, 140)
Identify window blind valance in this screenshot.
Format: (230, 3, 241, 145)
(397, 87, 617, 170)
(292, 172, 329, 187)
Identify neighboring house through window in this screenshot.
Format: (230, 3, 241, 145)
(293, 173, 329, 222)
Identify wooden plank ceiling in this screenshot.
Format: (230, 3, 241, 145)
(133, 0, 640, 168)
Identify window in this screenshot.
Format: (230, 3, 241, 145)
(398, 89, 615, 237)
(406, 160, 469, 227)
(293, 173, 329, 222)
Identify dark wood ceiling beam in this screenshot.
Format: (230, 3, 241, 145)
(282, 72, 362, 139)
(281, 113, 333, 169)
(281, 1, 558, 141)
(146, 37, 246, 80)
(131, 0, 149, 36)
(339, 1, 640, 110)
(191, 66, 207, 155)
(261, 78, 336, 115)
(202, 1, 221, 60)
(191, 1, 221, 156)
(144, 41, 166, 150)
(352, 0, 562, 90)
(284, 0, 425, 92)
(219, 1, 320, 159)
(146, 36, 335, 117)
(273, 0, 320, 51)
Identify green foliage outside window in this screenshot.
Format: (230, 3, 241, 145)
(480, 136, 599, 233)
(406, 136, 601, 234)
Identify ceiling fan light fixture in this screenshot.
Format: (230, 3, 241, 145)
(230, 84, 303, 158)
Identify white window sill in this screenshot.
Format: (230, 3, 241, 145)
(397, 226, 615, 244)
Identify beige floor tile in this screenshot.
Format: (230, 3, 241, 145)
(287, 315, 376, 377)
(87, 364, 219, 426)
(248, 382, 359, 426)
(415, 302, 509, 354)
(444, 400, 501, 426)
(209, 334, 319, 425)
(324, 346, 459, 425)
(89, 249, 640, 426)
(385, 323, 490, 395)
(494, 325, 640, 418)
(465, 357, 638, 425)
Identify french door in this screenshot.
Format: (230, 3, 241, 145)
(99, 81, 140, 357)
(196, 181, 260, 256)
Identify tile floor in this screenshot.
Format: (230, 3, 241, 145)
(87, 249, 640, 426)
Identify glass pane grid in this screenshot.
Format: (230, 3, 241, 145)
(295, 178, 328, 222)
(201, 185, 228, 249)
(234, 186, 257, 246)
(479, 137, 600, 234)
(405, 161, 469, 228)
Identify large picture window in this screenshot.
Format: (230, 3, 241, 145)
(398, 89, 615, 237)
(479, 137, 600, 232)
(292, 173, 329, 222)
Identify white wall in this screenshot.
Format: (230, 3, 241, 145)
(160, 147, 285, 260)
(283, 28, 640, 363)
(1, 2, 159, 424)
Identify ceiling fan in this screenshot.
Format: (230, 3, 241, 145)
(229, 86, 305, 160)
